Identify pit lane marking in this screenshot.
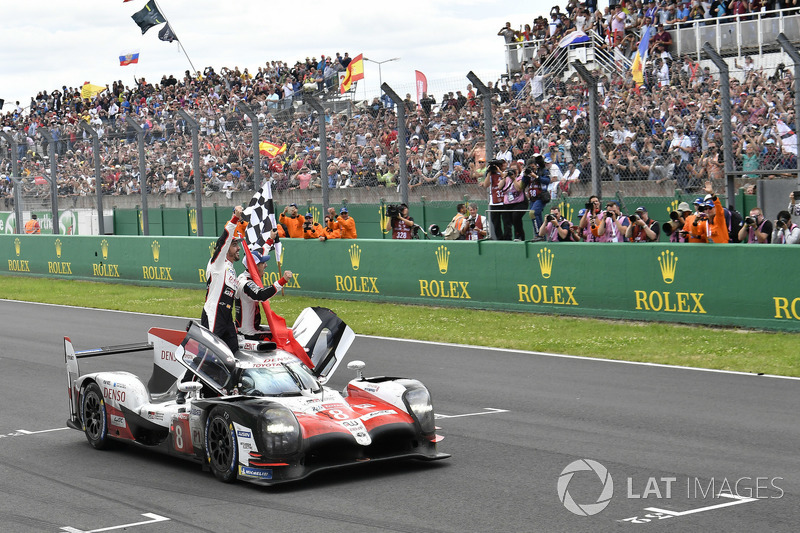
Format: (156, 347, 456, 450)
(60, 512, 170, 532)
(435, 408, 509, 419)
(0, 427, 69, 439)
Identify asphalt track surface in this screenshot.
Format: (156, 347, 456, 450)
(0, 299, 798, 533)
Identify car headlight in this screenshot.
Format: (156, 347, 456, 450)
(403, 384, 435, 434)
(258, 406, 301, 457)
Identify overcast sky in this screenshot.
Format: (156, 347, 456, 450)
(0, 0, 559, 110)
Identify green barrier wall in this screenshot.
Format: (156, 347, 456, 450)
(2, 234, 799, 332)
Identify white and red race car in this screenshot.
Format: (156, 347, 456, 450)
(64, 307, 449, 484)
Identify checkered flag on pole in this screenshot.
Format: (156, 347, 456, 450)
(243, 180, 281, 259)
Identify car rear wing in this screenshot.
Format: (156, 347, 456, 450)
(64, 337, 152, 426)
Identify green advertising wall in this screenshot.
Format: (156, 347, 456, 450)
(2, 234, 799, 332)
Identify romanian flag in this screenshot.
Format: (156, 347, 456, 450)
(259, 141, 287, 158)
(340, 53, 364, 94)
(81, 82, 107, 101)
(631, 26, 651, 86)
(119, 51, 140, 66)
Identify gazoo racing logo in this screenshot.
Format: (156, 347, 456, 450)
(517, 247, 578, 306)
(633, 251, 706, 314)
(419, 245, 470, 300)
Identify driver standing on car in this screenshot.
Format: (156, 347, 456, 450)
(236, 243, 294, 340)
(202, 206, 246, 353)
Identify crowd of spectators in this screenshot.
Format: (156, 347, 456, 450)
(0, 13, 798, 208)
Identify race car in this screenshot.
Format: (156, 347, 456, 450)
(64, 307, 449, 484)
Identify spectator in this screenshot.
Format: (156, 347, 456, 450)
(336, 207, 357, 239)
(685, 182, 729, 243)
(279, 203, 305, 238)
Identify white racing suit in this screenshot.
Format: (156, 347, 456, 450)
(201, 215, 241, 352)
(235, 272, 288, 339)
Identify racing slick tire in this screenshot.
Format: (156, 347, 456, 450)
(205, 407, 239, 483)
(81, 383, 111, 450)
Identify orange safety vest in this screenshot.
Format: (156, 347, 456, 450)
(25, 219, 41, 234)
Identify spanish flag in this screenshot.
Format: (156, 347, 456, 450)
(259, 141, 287, 158)
(340, 53, 364, 94)
(630, 26, 651, 86)
(81, 82, 107, 101)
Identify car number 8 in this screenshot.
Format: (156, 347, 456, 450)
(328, 409, 349, 420)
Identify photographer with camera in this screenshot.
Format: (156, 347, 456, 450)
(737, 207, 772, 244)
(684, 181, 728, 244)
(279, 203, 306, 238)
(523, 155, 551, 241)
(462, 204, 488, 241)
(301, 212, 325, 240)
(787, 191, 800, 217)
(481, 158, 508, 240)
(625, 206, 660, 242)
(502, 163, 527, 241)
(385, 203, 415, 239)
(579, 195, 602, 242)
(662, 202, 692, 243)
(594, 201, 629, 242)
(771, 210, 799, 244)
(538, 206, 572, 242)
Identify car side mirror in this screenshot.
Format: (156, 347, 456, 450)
(347, 360, 365, 380)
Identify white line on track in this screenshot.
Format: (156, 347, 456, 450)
(4, 298, 799, 381)
(60, 512, 170, 532)
(436, 408, 509, 419)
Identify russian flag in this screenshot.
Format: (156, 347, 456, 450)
(119, 51, 140, 66)
(631, 27, 651, 86)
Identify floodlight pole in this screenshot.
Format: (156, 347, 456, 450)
(306, 96, 329, 214)
(237, 101, 261, 191)
(0, 131, 22, 233)
(178, 109, 204, 235)
(79, 122, 105, 235)
(467, 72, 494, 161)
(702, 44, 735, 204)
(572, 61, 601, 198)
(125, 115, 149, 235)
(777, 33, 800, 185)
(381, 82, 408, 205)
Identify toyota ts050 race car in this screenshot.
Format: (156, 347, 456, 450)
(64, 307, 449, 485)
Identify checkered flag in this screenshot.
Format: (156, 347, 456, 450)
(243, 181, 281, 260)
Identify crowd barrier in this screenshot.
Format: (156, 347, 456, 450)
(2, 234, 798, 332)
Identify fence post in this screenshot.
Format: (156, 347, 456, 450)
(125, 116, 149, 236)
(380, 83, 409, 206)
(177, 109, 203, 236)
(777, 33, 800, 187)
(306, 96, 329, 214)
(702, 44, 735, 205)
(0, 131, 22, 234)
(236, 101, 260, 192)
(572, 61, 601, 199)
(78, 121, 105, 235)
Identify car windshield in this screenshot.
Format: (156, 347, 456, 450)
(238, 361, 320, 396)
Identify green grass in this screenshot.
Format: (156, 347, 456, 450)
(2, 274, 798, 377)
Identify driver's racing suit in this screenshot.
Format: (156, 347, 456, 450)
(235, 270, 289, 339)
(201, 214, 241, 352)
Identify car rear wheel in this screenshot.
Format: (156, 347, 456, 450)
(81, 383, 111, 450)
(205, 408, 238, 483)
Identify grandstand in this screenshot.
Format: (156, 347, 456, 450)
(1, 3, 799, 236)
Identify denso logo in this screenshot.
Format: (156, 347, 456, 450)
(237, 430, 251, 438)
(161, 350, 175, 361)
(103, 388, 125, 403)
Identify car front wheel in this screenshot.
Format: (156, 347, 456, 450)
(205, 408, 238, 483)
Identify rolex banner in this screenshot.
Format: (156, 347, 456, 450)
(2, 235, 799, 332)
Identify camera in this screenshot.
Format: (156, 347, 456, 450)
(669, 210, 680, 221)
(468, 216, 477, 229)
(629, 214, 639, 223)
(303, 220, 313, 231)
(545, 214, 555, 223)
(744, 216, 756, 225)
(605, 211, 614, 218)
(776, 217, 790, 229)
(662, 222, 674, 235)
(386, 204, 401, 218)
(585, 202, 593, 210)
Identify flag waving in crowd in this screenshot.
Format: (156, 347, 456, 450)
(242, 182, 311, 367)
(119, 50, 140, 66)
(131, 0, 166, 34)
(258, 141, 287, 159)
(631, 26, 651, 86)
(340, 53, 364, 94)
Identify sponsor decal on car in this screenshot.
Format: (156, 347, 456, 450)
(359, 409, 397, 421)
(239, 466, 272, 480)
(110, 415, 126, 428)
(237, 430, 251, 438)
